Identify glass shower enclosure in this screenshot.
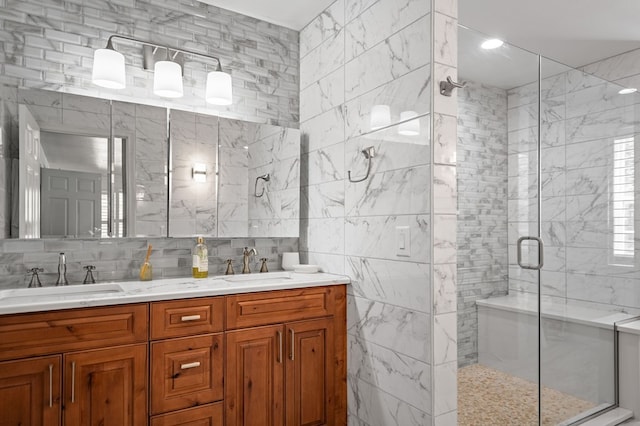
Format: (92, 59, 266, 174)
(457, 25, 639, 425)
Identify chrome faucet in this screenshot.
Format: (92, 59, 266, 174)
(242, 247, 258, 274)
(56, 252, 68, 286)
(28, 267, 43, 288)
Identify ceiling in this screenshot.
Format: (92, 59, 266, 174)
(197, 0, 335, 30)
(200, 0, 640, 70)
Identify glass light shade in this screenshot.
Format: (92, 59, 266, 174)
(398, 111, 420, 136)
(206, 71, 233, 105)
(370, 104, 391, 130)
(154, 60, 183, 98)
(92, 48, 126, 89)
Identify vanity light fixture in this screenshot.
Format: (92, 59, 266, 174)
(481, 38, 504, 50)
(619, 87, 638, 95)
(192, 163, 207, 183)
(370, 104, 391, 130)
(91, 35, 233, 105)
(398, 111, 420, 136)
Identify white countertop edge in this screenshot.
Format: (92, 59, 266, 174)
(616, 320, 640, 336)
(476, 294, 636, 331)
(0, 272, 351, 316)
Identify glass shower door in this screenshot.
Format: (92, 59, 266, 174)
(457, 25, 542, 426)
(537, 57, 638, 424)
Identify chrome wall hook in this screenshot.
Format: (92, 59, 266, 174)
(254, 173, 270, 197)
(439, 76, 467, 96)
(348, 146, 376, 183)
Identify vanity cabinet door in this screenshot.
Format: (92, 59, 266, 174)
(226, 325, 285, 426)
(285, 318, 334, 426)
(63, 344, 147, 426)
(0, 355, 61, 426)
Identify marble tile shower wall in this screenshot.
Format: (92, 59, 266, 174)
(0, 0, 299, 127)
(0, 237, 298, 290)
(456, 81, 508, 367)
(299, 0, 436, 424)
(507, 65, 640, 312)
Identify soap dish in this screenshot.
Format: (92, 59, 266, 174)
(293, 264, 320, 274)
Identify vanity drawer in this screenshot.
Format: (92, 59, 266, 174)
(150, 334, 224, 415)
(226, 286, 336, 329)
(150, 402, 223, 426)
(0, 304, 148, 361)
(150, 297, 224, 340)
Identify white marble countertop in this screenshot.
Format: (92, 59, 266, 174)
(476, 293, 635, 330)
(0, 271, 351, 315)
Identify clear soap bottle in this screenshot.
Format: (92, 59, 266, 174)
(192, 237, 208, 278)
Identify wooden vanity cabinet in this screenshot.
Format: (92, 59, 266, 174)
(63, 344, 147, 426)
(0, 304, 148, 426)
(0, 284, 347, 426)
(0, 355, 61, 426)
(226, 285, 346, 426)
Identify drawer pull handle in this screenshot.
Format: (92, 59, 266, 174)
(48, 364, 53, 408)
(277, 331, 283, 363)
(181, 361, 201, 370)
(289, 329, 295, 361)
(71, 361, 76, 403)
(180, 314, 202, 322)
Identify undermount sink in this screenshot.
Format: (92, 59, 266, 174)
(223, 271, 292, 283)
(0, 283, 125, 304)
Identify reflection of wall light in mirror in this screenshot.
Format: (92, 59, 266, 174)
(398, 111, 420, 136)
(619, 87, 637, 95)
(370, 104, 391, 130)
(480, 38, 504, 50)
(136, 184, 146, 201)
(192, 163, 207, 183)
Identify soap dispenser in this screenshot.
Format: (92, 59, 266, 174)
(192, 237, 208, 278)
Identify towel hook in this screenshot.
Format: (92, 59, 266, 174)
(254, 173, 270, 197)
(439, 76, 466, 96)
(348, 146, 376, 183)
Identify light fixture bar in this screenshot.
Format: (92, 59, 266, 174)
(105, 34, 225, 72)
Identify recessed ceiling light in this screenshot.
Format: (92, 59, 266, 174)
(618, 87, 637, 95)
(481, 39, 504, 50)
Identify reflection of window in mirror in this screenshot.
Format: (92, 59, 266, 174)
(611, 136, 634, 266)
(38, 132, 128, 238)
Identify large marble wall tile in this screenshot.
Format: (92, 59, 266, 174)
(349, 334, 431, 410)
(565, 138, 613, 170)
(300, 30, 345, 91)
(581, 48, 640, 83)
(433, 312, 456, 365)
(567, 273, 640, 308)
(300, 68, 345, 122)
(433, 361, 456, 416)
(300, 0, 345, 59)
(301, 250, 346, 274)
(302, 142, 345, 186)
(345, 215, 430, 263)
(346, 256, 430, 312)
(345, 17, 430, 101)
(348, 295, 430, 360)
(348, 375, 431, 426)
(345, 165, 430, 217)
(300, 106, 345, 153)
(301, 181, 345, 219)
(566, 83, 633, 119)
(345, 0, 430, 61)
(433, 10, 455, 67)
(434, 263, 457, 315)
(565, 106, 636, 144)
(300, 217, 345, 254)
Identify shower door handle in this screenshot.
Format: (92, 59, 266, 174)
(517, 236, 544, 270)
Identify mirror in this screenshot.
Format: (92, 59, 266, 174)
(0, 84, 300, 239)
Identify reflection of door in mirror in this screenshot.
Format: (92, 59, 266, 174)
(36, 131, 128, 238)
(18, 105, 41, 238)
